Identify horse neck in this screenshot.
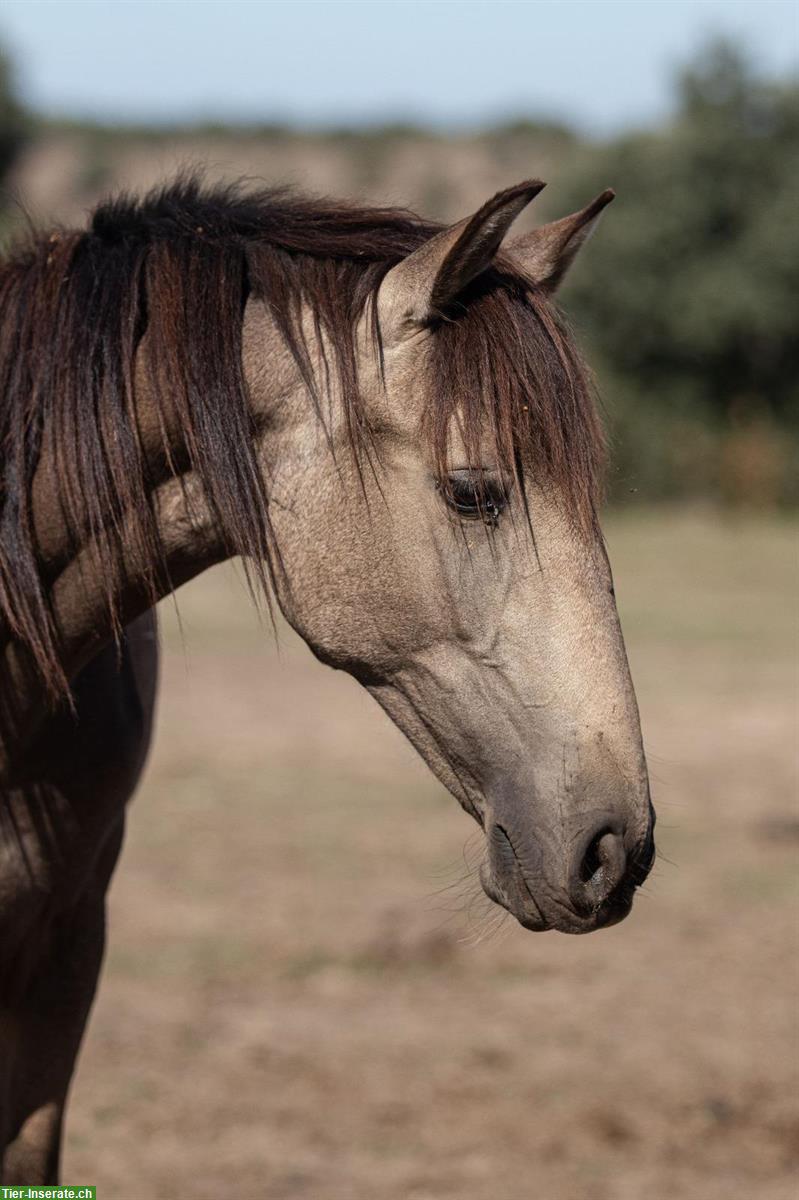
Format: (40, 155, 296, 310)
(1, 308, 294, 771)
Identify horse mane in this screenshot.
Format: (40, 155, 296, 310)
(0, 176, 604, 701)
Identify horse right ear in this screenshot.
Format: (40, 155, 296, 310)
(378, 179, 546, 343)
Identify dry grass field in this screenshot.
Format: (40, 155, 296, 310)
(63, 509, 798, 1200)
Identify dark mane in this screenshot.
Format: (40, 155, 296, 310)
(0, 177, 604, 700)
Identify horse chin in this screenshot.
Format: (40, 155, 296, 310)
(479, 863, 550, 933)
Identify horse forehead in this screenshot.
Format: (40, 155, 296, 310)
(365, 334, 431, 429)
(370, 343, 494, 460)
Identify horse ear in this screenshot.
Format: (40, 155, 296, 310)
(507, 189, 615, 293)
(379, 179, 546, 339)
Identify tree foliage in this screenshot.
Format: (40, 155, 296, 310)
(559, 41, 799, 503)
(0, 49, 26, 187)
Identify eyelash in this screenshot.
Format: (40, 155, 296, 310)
(438, 473, 509, 525)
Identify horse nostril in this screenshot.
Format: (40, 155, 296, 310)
(575, 828, 627, 910)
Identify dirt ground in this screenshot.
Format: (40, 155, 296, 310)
(63, 509, 798, 1200)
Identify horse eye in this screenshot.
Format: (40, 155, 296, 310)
(438, 471, 508, 525)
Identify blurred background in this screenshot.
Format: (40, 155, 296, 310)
(1, 2, 796, 1197)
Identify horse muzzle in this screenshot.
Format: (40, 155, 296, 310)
(481, 810, 655, 934)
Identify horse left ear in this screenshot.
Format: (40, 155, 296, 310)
(378, 179, 545, 340)
(508, 189, 615, 293)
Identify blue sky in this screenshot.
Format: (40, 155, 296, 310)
(1, 0, 796, 132)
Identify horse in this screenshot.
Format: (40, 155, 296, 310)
(0, 175, 655, 1183)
